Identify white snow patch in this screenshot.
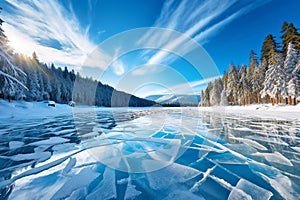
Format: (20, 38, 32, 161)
(198, 104, 300, 120)
(0, 100, 73, 120)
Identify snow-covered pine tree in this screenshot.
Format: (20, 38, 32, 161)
(200, 90, 204, 106)
(26, 65, 40, 101)
(226, 64, 238, 105)
(252, 65, 262, 103)
(288, 60, 300, 105)
(261, 34, 280, 65)
(41, 64, 51, 100)
(284, 43, 299, 104)
(210, 78, 223, 106)
(0, 8, 27, 100)
(220, 71, 228, 105)
(287, 77, 298, 105)
(261, 51, 286, 105)
(220, 89, 228, 106)
(200, 82, 213, 106)
(62, 66, 73, 103)
(247, 50, 258, 104)
(281, 22, 300, 56)
(237, 65, 249, 105)
(222, 71, 228, 89)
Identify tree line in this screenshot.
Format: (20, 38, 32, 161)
(0, 10, 155, 107)
(200, 22, 300, 106)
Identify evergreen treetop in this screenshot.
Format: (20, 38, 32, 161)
(281, 21, 300, 56)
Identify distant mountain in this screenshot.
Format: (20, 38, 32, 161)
(146, 94, 200, 106)
(145, 95, 165, 101)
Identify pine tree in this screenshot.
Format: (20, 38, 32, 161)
(200, 82, 213, 106)
(41, 64, 51, 100)
(220, 71, 228, 105)
(261, 34, 280, 65)
(220, 89, 228, 106)
(246, 50, 258, 104)
(210, 78, 223, 106)
(287, 60, 300, 105)
(200, 22, 300, 106)
(222, 71, 228, 89)
(237, 65, 248, 105)
(26, 66, 40, 101)
(0, 8, 27, 100)
(226, 64, 238, 105)
(287, 77, 298, 105)
(284, 43, 299, 104)
(261, 53, 286, 105)
(281, 22, 300, 56)
(252, 65, 263, 103)
(200, 90, 205, 106)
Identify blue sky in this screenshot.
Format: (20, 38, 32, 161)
(2, 0, 300, 97)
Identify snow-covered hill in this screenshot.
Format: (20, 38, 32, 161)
(144, 95, 165, 101)
(146, 94, 200, 105)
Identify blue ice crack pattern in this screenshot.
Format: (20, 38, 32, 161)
(0, 108, 299, 199)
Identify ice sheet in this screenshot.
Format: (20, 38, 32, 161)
(229, 179, 273, 200)
(252, 152, 293, 166)
(51, 166, 99, 199)
(86, 167, 116, 200)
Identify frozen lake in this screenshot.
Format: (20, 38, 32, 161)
(0, 107, 299, 199)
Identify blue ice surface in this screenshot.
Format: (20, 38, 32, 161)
(0, 108, 299, 199)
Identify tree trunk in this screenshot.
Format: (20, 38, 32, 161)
(271, 98, 274, 106)
(288, 96, 292, 105)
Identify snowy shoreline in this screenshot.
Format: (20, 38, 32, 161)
(198, 104, 300, 120)
(1, 100, 300, 120)
(0, 100, 75, 120)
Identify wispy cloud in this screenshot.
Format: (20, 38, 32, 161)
(2, 0, 107, 69)
(2, 0, 270, 80)
(131, 63, 165, 76)
(111, 47, 125, 76)
(136, 0, 271, 75)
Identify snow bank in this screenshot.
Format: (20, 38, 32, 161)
(3, 100, 299, 121)
(198, 104, 300, 120)
(0, 100, 73, 119)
